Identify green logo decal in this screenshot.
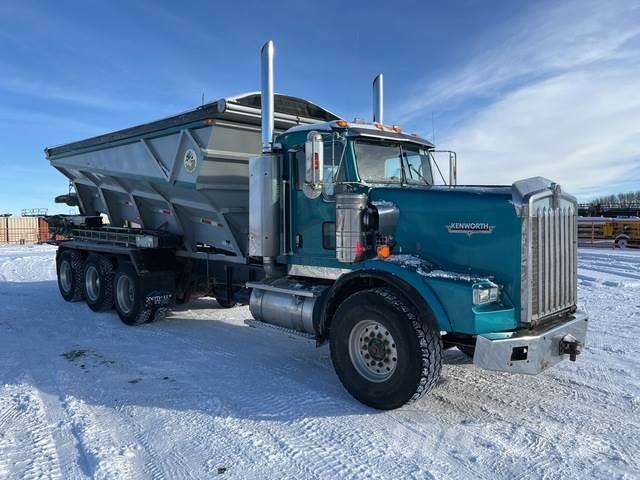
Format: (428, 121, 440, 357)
(183, 148, 198, 173)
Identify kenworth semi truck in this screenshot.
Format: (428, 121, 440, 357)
(46, 41, 587, 410)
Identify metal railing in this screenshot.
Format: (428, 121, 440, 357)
(21, 208, 48, 217)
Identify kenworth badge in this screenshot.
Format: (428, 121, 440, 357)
(446, 222, 495, 236)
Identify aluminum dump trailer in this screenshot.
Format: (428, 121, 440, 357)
(46, 93, 339, 260)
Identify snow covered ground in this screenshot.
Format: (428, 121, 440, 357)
(0, 245, 638, 479)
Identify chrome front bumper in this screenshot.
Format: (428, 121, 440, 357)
(473, 310, 588, 374)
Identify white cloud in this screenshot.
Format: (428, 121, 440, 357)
(398, 0, 640, 198)
(448, 68, 640, 192)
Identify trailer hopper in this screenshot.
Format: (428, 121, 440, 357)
(45, 93, 339, 260)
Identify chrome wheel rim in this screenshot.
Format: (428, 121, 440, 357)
(60, 260, 72, 292)
(116, 275, 134, 314)
(85, 265, 100, 302)
(348, 320, 398, 383)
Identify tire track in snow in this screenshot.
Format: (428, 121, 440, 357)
(64, 396, 147, 479)
(118, 404, 200, 480)
(0, 384, 63, 480)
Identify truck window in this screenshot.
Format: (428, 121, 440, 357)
(402, 146, 434, 185)
(355, 141, 402, 183)
(322, 222, 336, 249)
(355, 140, 433, 185)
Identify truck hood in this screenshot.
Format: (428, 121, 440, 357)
(368, 177, 568, 323)
(368, 183, 524, 312)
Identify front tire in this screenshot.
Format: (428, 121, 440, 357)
(83, 255, 114, 312)
(57, 249, 84, 302)
(330, 287, 442, 410)
(114, 263, 153, 326)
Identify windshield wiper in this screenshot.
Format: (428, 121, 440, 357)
(408, 164, 429, 184)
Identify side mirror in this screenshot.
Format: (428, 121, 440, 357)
(448, 151, 457, 186)
(304, 132, 324, 198)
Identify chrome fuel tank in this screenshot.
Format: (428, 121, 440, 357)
(248, 277, 328, 335)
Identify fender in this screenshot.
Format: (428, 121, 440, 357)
(319, 258, 453, 340)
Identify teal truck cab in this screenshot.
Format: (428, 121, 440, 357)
(48, 41, 587, 410)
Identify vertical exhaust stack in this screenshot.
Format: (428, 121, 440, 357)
(261, 40, 275, 153)
(249, 40, 280, 269)
(373, 73, 384, 124)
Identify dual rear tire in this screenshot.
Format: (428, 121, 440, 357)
(57, 251, 155, 325)
(57, 250, 84, 302)
(83, 255, 114, 312)
(215, 298, 237, 308)
(113, 262, 154, 325)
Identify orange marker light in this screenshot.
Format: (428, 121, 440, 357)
(377, 245, 391, 259)
(336, 120, 349, 127)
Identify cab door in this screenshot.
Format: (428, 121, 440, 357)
(287, 133, 346, 266)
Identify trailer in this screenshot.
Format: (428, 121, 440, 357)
(578, 216, 640, 248)
(46, 41, 588, 410)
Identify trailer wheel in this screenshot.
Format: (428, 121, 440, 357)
(615, 236, 629, 249)
(216, 298, 237, 308)
(57, 249, 84, 302)
(114, 263, 153, 326)
(458, 345, 475, 358)
(330, 287, 442, 410)
(83, 255, 115, 312)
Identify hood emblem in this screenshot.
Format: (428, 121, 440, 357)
(447, 222, 495, 236)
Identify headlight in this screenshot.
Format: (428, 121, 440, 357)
(472, 281, 499, 305)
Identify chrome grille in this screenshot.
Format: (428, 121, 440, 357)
(530, 204, 577, 321)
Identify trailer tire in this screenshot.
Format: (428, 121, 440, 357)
(330, 287, 442, 410)
(114, 263, 153, 326)
(57, 249, 84, 302)
(458, 345, 475, 358)
(215, 298, 237, 308)
(83, 255, 114, 312)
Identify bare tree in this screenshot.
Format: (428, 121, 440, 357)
(591, 191, 640, 206)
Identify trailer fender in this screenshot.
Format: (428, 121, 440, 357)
(319, 262, 452, 341)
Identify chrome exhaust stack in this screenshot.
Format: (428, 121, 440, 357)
(249, 40, 280, 271)
(373, 73, 384, 124)
(261, 40, 275, 153)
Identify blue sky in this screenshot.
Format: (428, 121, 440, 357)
(0, 0, 639, 214)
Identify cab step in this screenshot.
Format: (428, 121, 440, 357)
(244, 318, 317, 344)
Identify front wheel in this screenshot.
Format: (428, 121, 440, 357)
(330, 288, 442, 410)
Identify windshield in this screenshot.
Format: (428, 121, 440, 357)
(354, 140, 433, 185)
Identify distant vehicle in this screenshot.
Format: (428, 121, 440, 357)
(578, 217, 640, 248)
(45, 41, 587, 410)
